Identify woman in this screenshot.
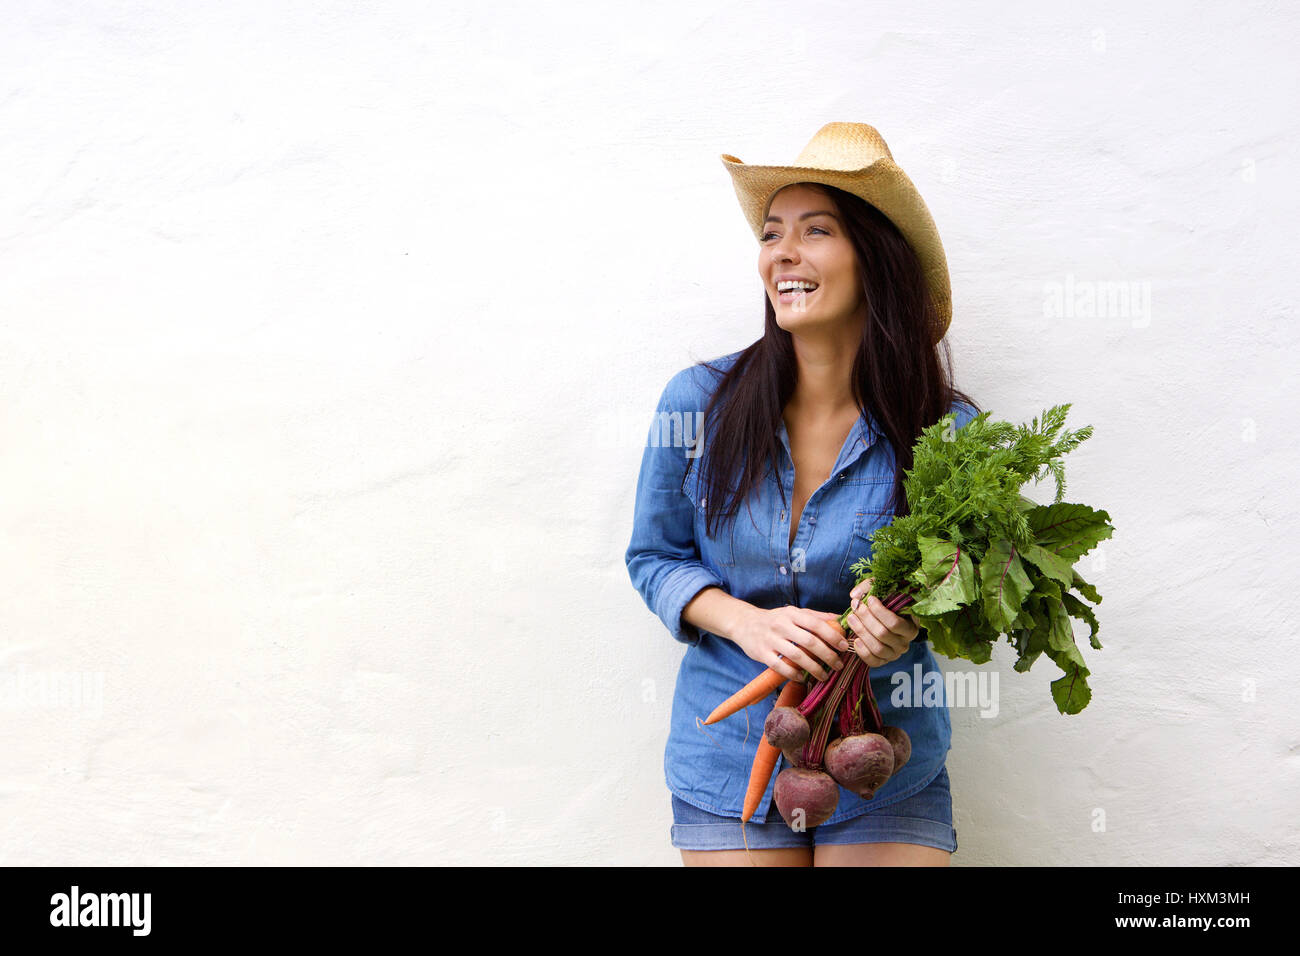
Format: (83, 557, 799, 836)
(626, 123, 981, 866)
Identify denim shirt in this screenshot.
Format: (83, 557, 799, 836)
(625, 349, 978, 824)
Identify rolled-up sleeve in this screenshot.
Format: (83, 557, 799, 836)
(625, 370, 725, 646)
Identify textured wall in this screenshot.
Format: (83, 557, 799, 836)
(1, 1, 1296, 865)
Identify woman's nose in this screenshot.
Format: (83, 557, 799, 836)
(771, 235, 799, 262)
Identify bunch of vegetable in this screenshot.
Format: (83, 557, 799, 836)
(705, 404, 1115, 830)
(708, 617, 915, 828)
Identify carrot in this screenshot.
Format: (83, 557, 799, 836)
(703, 667, 787, 725)
(741, 680, 806, 822)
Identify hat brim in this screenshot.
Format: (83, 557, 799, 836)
(721, 154, 951, 338)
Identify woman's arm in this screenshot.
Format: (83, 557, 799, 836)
(687, 586, 847, 683)
(625, 370, 726, 645)
(681, 585, 758, 643)
(626, 368, 845, 679)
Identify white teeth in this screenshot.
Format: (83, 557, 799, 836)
(777, 280, 818, 292)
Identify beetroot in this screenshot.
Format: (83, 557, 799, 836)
(764, 706, 810, 751)
(773, 767, 839, 828)
(753, 605, 926, 830)
(882, 725, 911, 774)
(825, 732, 894, 799)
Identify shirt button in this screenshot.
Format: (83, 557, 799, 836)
(779, 565, 787, 575)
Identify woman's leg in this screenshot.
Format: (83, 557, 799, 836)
(680, 847, 813, 866)
(812, 842, 950, 866)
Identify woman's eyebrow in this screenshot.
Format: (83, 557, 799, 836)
(764, 210, 840, 225)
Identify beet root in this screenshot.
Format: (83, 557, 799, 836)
(764, 706, 810, 751)
(773, 767, 839, 829)
(881, 726, 911, 774)
(825, 732, 894, 800)
(781, 747, 807, 769)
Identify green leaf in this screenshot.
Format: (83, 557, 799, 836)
(1012, 623, 1047, 673)
(1031, 576, 1062, 602)
(1027, 503, 1115, 563)
(1019, 541, 1074, 589)
(920, 616, 954, 655)
(1043, 593, 1087, 670)
(978, 539, 1033, 631)
(1071, 569, 1102, 604)
(951, 605, 994, 664)
(1051, 667, 1092, 714)
(1061, 591, 1102, 649)
(908, 536, 978, 615)
(924, 605, 992, 664)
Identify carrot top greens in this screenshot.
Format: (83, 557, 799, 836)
(847, 404, 1114, 714)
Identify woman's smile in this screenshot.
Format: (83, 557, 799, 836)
(776, 280, 820, 306)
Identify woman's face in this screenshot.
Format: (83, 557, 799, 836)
(760, 183, 865, 331)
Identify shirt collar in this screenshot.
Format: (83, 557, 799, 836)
(775, 406, 881, 476)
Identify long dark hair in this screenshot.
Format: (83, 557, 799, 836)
(689, 182, 980, 534)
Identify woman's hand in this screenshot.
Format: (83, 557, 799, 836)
(845, 577, 921, 667)
(731, 605, 850, 684)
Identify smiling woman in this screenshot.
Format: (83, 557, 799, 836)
(625, 122, 981, 867)
(761, 195, 861, 338)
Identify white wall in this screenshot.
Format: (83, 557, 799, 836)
(1, 0, 1296, 865)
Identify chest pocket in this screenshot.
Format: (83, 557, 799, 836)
(683, 468, 736, 568)
(838, 509, 893, 585)
(835, 473, 896, 586)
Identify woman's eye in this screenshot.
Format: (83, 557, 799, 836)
(761, 226, 829, 242)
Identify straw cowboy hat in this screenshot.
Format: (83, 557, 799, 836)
(721, 121, 952, 342)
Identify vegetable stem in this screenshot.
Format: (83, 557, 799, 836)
(800, 655, 862, 767)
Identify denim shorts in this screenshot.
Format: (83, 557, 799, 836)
(670, 766, 957, 852)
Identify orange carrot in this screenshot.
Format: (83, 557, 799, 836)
(741, 680, 807, 822)
(703, 667, 787, 725)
